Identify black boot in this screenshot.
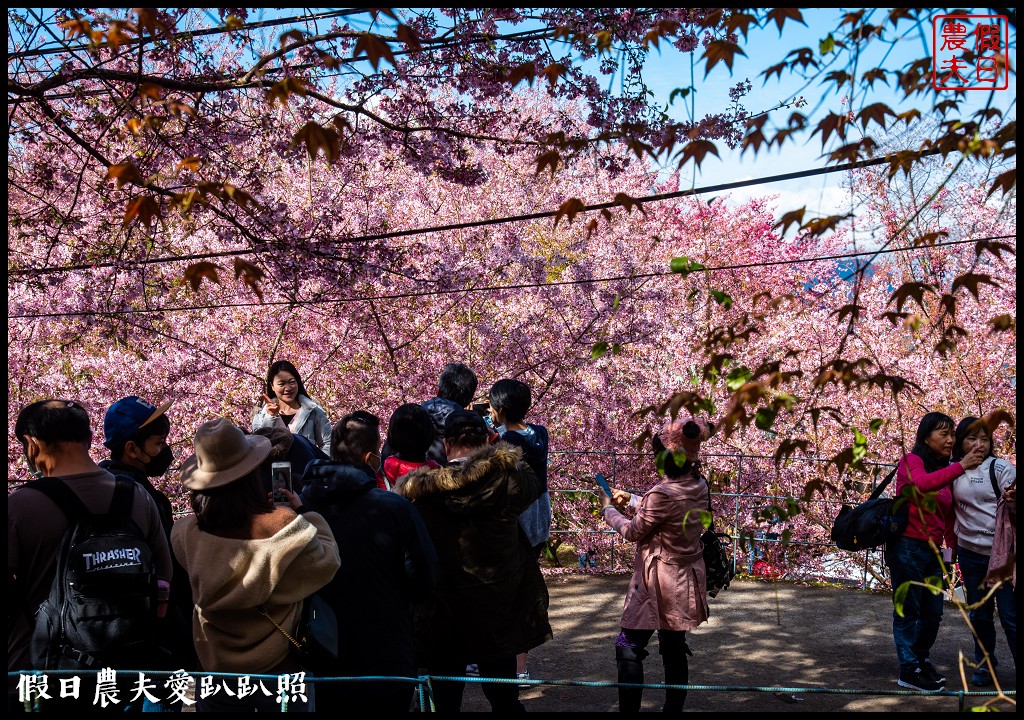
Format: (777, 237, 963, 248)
(616, 646, 648, 712)
(660, 636, 692, 712)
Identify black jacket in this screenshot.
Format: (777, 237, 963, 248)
(500, 424, 549, 492)
(394, 443, 552, 664)
(300, 460, 438, 676)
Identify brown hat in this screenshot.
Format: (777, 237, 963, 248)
(180, 418, 272, 490)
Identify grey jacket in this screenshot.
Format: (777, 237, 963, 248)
(252, 394, 332, 456)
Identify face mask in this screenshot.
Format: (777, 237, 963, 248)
(367, 453, 382, 472)
(142, 445, 175, 477)
(24, 452, 44, 480)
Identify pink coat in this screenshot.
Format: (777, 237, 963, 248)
(603, 474, 709, 631)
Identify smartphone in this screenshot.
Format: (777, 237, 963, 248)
(271, 462, 292, 503)
(594, 473, 613, 497)
(472, 402, 490, 418)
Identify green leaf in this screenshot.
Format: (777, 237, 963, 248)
(923, 575, 944, 594)
(820, 33, 835, 54)
(672, 450, 689, 468)
(775, 392, 798, 410)
(893, 581, 910, 617)
(698, 509, 713, 530)
(655, 450, 667, 476)
(611, 343, 622, 355)
(670, 256, 706, 277)
(755, 407, 778, 431)
(710, 290, 733, 309)
(669, 86, 693, 105)
(591, 342, 609, 359)
(868, 418, 883, 433)
(725, 365, 752, 391)
(612, 294, 621, 310)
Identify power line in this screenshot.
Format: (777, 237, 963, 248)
(8, 11, 572, 95)
(8, 235, 1012, 320)
(7, 9, 367, 60)
(9, 148, 948, 276)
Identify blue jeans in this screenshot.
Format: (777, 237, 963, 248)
(885, 536, 945, 670)
(957, 545, 1017, 666)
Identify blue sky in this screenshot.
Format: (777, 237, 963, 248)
(637, 9, 1015, 220)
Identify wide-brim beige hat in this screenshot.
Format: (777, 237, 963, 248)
(180, 417, 272, 490)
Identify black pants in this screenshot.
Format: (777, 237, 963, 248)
(428, 655, 523, 713)
(615, 628, 691, 713)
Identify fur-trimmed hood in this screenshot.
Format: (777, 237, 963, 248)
(395, 442, 523, 506)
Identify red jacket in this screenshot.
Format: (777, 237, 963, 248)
(896, 452, 965, 548)
(381, 456, 439, 491)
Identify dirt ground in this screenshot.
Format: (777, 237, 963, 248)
(457, 573, 1017, 713)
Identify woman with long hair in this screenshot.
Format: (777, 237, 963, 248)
(253, 360, 332, 456)
(171, 418, 340, 712)
(885, 412, 985, 693)
(951, 415, 1017, 687)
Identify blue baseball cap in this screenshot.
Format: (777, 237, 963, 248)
(103, 396, 173, 449)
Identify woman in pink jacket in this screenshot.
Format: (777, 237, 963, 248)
(600, 417, 713, 713)
(885, 412, 984, 693)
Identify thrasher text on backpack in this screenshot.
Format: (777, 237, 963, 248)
(29, 476, 158, 670)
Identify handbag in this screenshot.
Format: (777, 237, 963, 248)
(701, 478, 735, 597)
(830, 466, 908, 552)
(260, 593, 339, 675)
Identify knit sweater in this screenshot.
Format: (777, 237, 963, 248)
(170, 509, 340, 673)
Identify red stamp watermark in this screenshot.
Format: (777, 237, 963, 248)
(932, 14, 1009, 90)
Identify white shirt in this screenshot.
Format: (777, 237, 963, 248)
(953, 457, 1016, 554)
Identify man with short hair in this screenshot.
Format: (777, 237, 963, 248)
(392, 410, 552, 713)
(100, 396, 175, 534)
(383, 363, 479, 466)
(8, 399, 173, 712)
(300, 411, 438, 713)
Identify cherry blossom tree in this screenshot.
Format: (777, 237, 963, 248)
(7, 9, 1016, 579)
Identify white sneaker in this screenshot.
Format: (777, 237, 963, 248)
(517, 671, 531, 688)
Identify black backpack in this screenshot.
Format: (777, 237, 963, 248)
(701, 477, 735, 598)
(28, 476, 158, 670)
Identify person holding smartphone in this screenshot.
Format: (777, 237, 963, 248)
(171, 418, 340, 712)
(599, 416, 714, 713)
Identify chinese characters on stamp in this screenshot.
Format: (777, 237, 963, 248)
(932, 14, 1009, 90)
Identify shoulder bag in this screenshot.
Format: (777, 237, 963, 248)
(260, 593, 339, 676)
(830, 466, 908, 552)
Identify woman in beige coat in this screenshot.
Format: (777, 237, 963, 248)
(601, 417, 713, 712)
(171, 418, 341, 712)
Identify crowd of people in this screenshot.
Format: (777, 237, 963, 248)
(6, 359, 1017, 712)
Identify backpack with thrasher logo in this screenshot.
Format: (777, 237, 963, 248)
(28, 475, 158, 670)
